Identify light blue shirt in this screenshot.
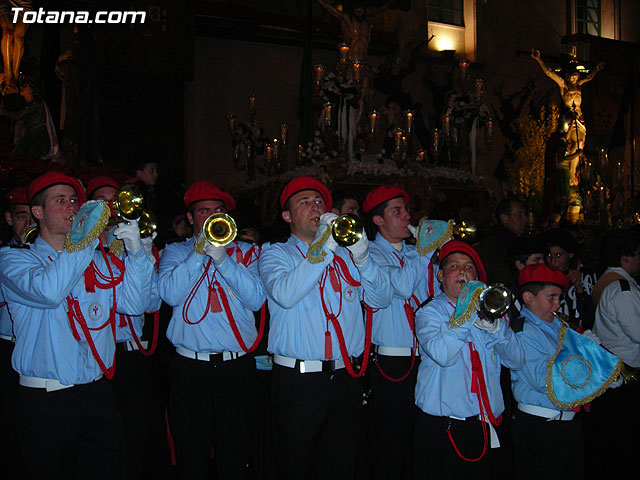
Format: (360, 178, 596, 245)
(158, 237, 265, 353)
(259, 234, 392, 360)
(0, 239, 19, 339)
(510, 307, 572, 411)
(115, 265, 162, 342)
(369, 233, 436, 348)
(415, 292, 525, 418)
(0, 236, 154, 384)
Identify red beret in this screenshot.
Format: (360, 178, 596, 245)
(28, 171, 86, 206)
(184, 181, 236, 211)
(518, 263, 570, 291)
(362, 185, 409, 214)
(438, 240, 487, 283)
(6, 187, 28, 206)
(280, 176, 332, 211)
(87, 176, 120, 199)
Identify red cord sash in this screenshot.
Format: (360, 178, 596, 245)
(446, 342, 502, 462)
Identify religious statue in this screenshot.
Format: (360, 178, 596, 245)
(0, 1, 32, 93)
(531, 49, 605, 186)
(317, 0, 391, 64)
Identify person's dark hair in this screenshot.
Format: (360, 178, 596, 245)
(600, 228, 640, 268)
(131, 159, 156, 177)
(30, 190, 48, 209)
(331, 190, 357, 212)
(519, 281, 558, 302)
(495, 198, 524, 223)
(365, 198, 391, 240)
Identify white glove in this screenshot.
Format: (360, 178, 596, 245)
(609, 376, 623, 389)
(113, 219, 142, 253)
(474, 317, 501, 334)
(347, 233, 369, 266)
(407, 224, 418, 238)
(204, 242, 227, 266)
(313, 212, 339, 252)
(141, 232, 157, 266)
(582, 329, 601, 344)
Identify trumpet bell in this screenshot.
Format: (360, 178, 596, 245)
(478, 283, 512, 321)
(138, 210, 157, 239)
(20, 224, 38, 244)
(114, 183, 144, 220)
(332, 214, 363, 247)
(452, 220, 476, 243)
(202, 213, 237, 247)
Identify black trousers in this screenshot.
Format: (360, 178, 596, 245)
(271, 364, 365, 480)
(413, 412, 492, 480)
(15, 377, 126, 480)
(511, 408, 583, 480)
(112, 347, 173, 480)
(168, 353, 258, 480)
(0, 339, 24, 479)
(369, 354, 419, 480)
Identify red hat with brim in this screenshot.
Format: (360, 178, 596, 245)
(87, 176, 120, 199)
(6, 187, 28, 206)
(518, 263, 570, 291)
(438, 239, 487, 283)
(28, 171, 86, 206)
(280, 176, 332, 212)
(362, 185, 410, 214)
(184, 180, 236, 211)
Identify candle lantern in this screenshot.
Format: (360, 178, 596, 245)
(431, 129, 441, 154)
(615, 160, 623, 185)
(393, 128, 404, 152)
(272, 139, 279, 160)
(597, 147, 608, 169)
(265, 143, 273, 163)
(226, 115, 237, 134)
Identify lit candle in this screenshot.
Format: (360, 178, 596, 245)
(459, 59, 470, 80)
(368, 110, 378, 135)
(475, 78, 485, 100)
(432, 129, 441, 153)
(404, 110, 414, 134)
(265, 143, 273, 163)
(226, 114, 237, 134)
(353, 60, 363, 82)
(339, 43, 350, 64)
(323, 102, 333, 129)
(280, 123, 289, 145)
(297, 144, 303, 163)
(394, 127, 404, 151)
(272, 139, 279, 159)
(248, 94, 256, 117)
(485, 117, 494, 144)
(417, 149, 425, 162)
(442, 114, 451, 136)
(314, 64, 326, 86)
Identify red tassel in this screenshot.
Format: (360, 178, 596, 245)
(324, 331, 333, 359)
(84, 268, 95, 293)
(209, 287, 223, 313)
(328, 266, 340, 292)
(118, 314, 128, 327)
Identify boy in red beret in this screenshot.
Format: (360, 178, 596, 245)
(413, 240, 524, 480)
(511, 263, 602, 480)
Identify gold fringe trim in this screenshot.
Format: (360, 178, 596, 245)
(109, 239, 124, 258)
(546, 326, 624, 409)
(307, 226, 331, 264)
(193, 232, 206, 254)
(416, 219, 454, 257)
(448, 286, 482, 329)
(64, 202, 110, 253)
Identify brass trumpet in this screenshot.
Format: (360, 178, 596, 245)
(20, 224, 39, 244)
(478, 283, 513, 322)
(111, 183, 157, 238)
(331, 214, 363, 247)
(200, 213, 237, 248)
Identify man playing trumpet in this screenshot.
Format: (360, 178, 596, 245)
(413, 240, 524, 479)
(0, 171, 154, 479)
(259, 176, 391, 480)
(158, 180, 264, 480)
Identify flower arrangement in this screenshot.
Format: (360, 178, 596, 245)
(316, 71, 360, 108)
(505, 105, 559, 213)
(445, 92, 492, 123)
